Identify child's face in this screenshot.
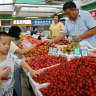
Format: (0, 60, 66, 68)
(0, 36, 11, 54)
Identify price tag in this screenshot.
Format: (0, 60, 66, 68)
(52, 48, 56, 55)
(48, 47, 53, 55)
(74, 47, 81, 58)
(56, 48, 59, 56)
(48, 47, 59, 56)
(81, 48, 88, 57)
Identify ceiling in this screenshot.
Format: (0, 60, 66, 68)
(0, 0, 96, 18)
(13, 4, 63, 18)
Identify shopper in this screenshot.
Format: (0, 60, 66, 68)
(0, 66, 11, 85)
(0, 32, 39, 96)
(30, 27, 37, 36)
(8, 26, 36, 96)
(49, 14, 64, 38)
(46, 1, 96, 48)
(8, 26, 37, 54)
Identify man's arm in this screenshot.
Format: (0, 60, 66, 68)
(46, 32, 67, 45)
(14, 44, 36, 55)
(79, 26, 96, 39)
(72, 26, 96, 42)
(20, 61, 40, 77)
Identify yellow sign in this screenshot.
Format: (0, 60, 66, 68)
(0, 20, 1, 27)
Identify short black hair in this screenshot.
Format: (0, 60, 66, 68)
(53, 14, 60, 21)
(8, 26, 21, 37)
(63, 1, 76, 10)
(0, 31, 10, 37)
(0, 31, 10, 40)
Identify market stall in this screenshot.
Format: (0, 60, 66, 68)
(17, 34, 96, 96)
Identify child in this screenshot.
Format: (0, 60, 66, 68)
(0, 32, 40, 96)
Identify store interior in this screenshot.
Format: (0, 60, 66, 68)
(0, 0, 96, 96)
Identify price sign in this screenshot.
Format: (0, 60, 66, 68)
(81, 48, 88, 57)
(48, 47, 59, 56)
(48, 47, 53, 55)
(74, 47, 81, 58)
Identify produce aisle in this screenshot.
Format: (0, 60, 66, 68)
(18, 35, 96, 96)
(0, 0, 96, 96)
(21, 73, 32, 96)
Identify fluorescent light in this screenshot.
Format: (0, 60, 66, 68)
(38, 7, 57, 10)
(58, 13, 62, 15)
(26, 17, 38, 18)
(13, 11, 16, 16)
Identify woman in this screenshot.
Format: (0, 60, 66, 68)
(49, 14, 64, 38)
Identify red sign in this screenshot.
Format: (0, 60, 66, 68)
(89, 9, 96, 20)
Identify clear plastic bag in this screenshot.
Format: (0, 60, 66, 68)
(21, 38, 32, 48)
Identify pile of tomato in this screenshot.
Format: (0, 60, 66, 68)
(33, 56, 96, 96)
(18, 36, 42, 49)
(26, 36, 42, 44)
(18, 36, 50, 57)
(24, 45, 49, 57)
(26, 55, 66, 70)
(54, 39, 71, 45)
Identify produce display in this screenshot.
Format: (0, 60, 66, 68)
(18, 36, 50, 57)
(90, 50, 96, 55)
(33, 56, 96, 96)
(63, 43, 80, 54)
(54, 39, 71, 45)
(24, 45, 49, 57)
(26, 55, 66, 70)
(26, 36, 42, 44)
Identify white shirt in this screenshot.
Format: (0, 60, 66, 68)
(0, 52, 22, 90)
(9, 41, 18, 54)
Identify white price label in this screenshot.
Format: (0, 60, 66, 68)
(48, 47, 53, 55)
(48, 47, 59, 56)
(81, 49, 88, 57)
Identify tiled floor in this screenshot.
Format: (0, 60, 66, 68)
(21, 73, 35, 96)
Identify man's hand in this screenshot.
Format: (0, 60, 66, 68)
(46, 39, 54, 46)
(30, 70, 40, 77)
(0, 66, 11, 78)
(72, 35, 80, 42)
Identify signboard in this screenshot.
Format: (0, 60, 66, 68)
(48, 47, 59, 56)
(89, 9, 96, 20)
(13, 20, 32, 26)
(33, 20, 52, 26)
(0, 20, 1, 27)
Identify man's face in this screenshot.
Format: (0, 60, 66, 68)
(64, 8, 77, 20)
(0, 36, 11, 54)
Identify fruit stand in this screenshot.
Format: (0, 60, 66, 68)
(18, 36, 96, 96)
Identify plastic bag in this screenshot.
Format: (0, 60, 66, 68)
(21, 38, 32, 48)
